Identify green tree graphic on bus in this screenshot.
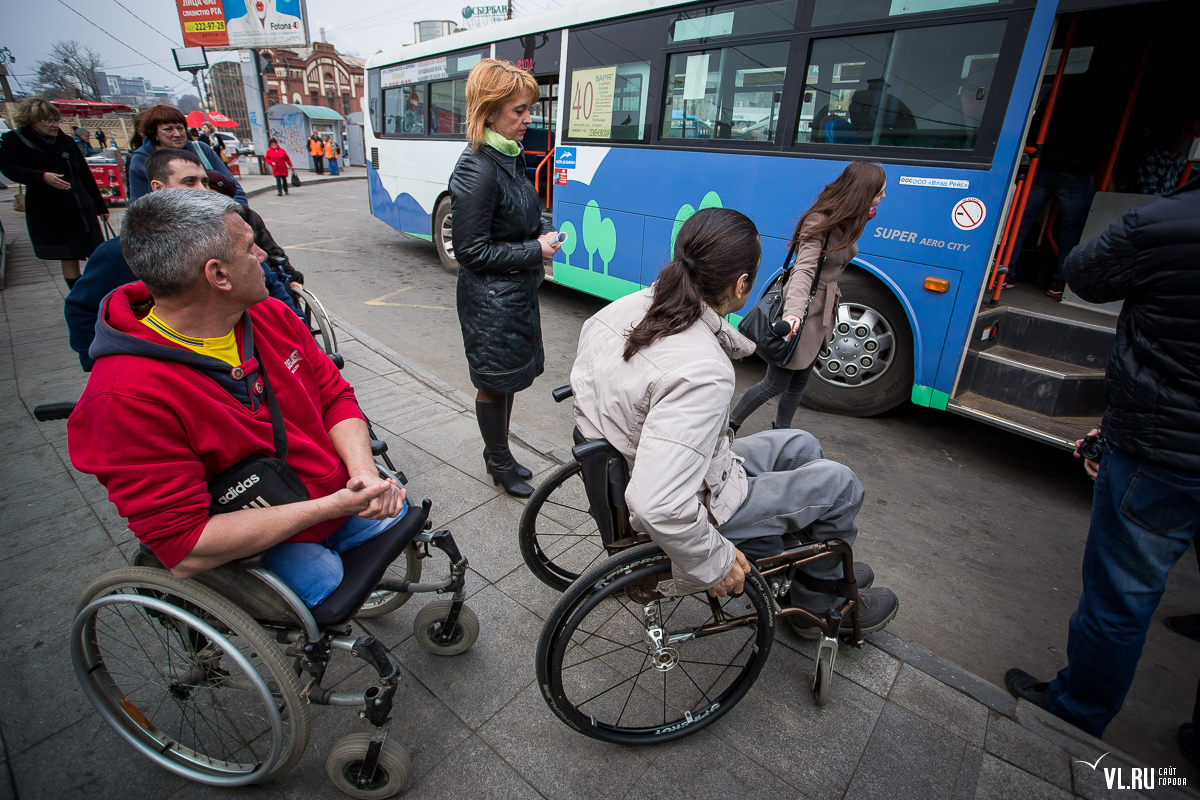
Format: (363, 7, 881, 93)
(558, 221, 577, 267)
(582, 200, 618, 275)
(670, 191, 723, 254)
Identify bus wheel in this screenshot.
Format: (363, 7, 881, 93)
(802, 271, 913, 417)
(434, 197, 458, 274)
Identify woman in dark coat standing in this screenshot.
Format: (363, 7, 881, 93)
(450, 58, 561, 497)
(0, 97, 108, 289)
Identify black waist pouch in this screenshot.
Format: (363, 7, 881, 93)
(207, 358, 311, 515)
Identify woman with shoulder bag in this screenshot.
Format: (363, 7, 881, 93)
(731, 161, 886, 431)
(450, 58, 561, 497)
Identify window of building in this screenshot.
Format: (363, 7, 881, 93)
(668, 0, 798, 44)
(564, 17, 664, 142)
(811, 0, 1014, 27)
(795, 19, 1007, 150)
(662, 41, 790, 142)
(429, 79, 467, 134)
(310, 91, 320, 106)
(342, 93, 351, 115)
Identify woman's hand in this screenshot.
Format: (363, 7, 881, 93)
(782, 314, 802, 341)
(538, 231, 562, 260)
(42, 172, 71, 190)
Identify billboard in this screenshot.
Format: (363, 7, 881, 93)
(177, 0, 309, 50)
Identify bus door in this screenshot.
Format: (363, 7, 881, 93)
(949, 0, 1199, 448)
(497, 30, 563, 209)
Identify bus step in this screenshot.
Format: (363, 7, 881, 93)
(946, 394, 1101, 451)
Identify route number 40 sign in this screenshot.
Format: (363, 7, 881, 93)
(568, 67, 616, 139)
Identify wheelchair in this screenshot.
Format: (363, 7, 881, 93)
(34, 403, 476, 798)
(267, 255, 338, 357)
(523, 386, 864, 745)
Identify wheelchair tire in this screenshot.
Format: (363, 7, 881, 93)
(354, 544, 423, 618)
(325, 732, 411, 799)
(536, 544, 774, 745)
(813, 645, 834, 707)
(413, 600, 479, 656)
(296, 288, 338, 356)
(519, 460, 607, 591)
(71, 567, 311, 785)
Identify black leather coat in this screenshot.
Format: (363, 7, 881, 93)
(449, 143, 553, 394)
(1065, 176, 1200, 473)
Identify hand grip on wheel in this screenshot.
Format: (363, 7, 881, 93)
(34, 402, 76, 421)
(551, 385, 574, 403)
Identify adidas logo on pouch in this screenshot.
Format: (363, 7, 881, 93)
(217, 474, 261, 505)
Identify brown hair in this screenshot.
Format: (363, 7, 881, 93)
(624, 208, 760, 360)
(793, 161, 886, 255)
(13, 97, 62, 128)
(464, 58, 540, 149)
(137, 104, 187, 143)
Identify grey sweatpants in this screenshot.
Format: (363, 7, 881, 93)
(720, 429, 865, 610)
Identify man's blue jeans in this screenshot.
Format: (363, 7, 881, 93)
(1047, 446, 1200, 737)
(265, 501, 408, 607)
(1011, 171, 1095, 283)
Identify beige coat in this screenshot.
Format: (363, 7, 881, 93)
(782, 214, 858, 370)
(571, 289, 758, 595)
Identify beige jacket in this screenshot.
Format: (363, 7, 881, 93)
(782, 214, 858, 370)
(571, 289, 757, 594)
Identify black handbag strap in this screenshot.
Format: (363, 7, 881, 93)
(257, 358, 289, 461)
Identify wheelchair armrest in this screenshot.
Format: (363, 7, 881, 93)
(371, 439, 388, 456)
(552, 385, 574, 403)
(328, 353, 344, 370)
(222, 552, 270, 570)
(571, 438, 621, 463)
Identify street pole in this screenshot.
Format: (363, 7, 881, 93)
(507, 0, 513, 20)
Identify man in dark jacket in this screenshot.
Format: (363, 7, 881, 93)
(66, 148, 303, 370)
(1006, 175, 1200, 756)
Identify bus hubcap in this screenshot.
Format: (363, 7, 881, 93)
(815, 302, 895, 388)
(440, 213, 455, 260)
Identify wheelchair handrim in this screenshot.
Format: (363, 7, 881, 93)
(540, 556, 774, 744)
(70, 593, 284, 786)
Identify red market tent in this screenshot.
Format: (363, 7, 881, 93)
(50, 100, 133, 117)
(185, 111, 239, 129)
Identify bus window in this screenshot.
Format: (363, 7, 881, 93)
(430, 79, 467, 134)
(662, 42, 789, 142)
(395, 85, 425, 135)
(496, 30, 562, 74)
(368, 69, 381, 135)
(796, 19, 1007, 150)
(564, 18, 664, 142)
(811, 0, 1013, 28)
(668, 0, 798, 44)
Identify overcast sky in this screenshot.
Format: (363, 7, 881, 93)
(6, 0, 564, 98)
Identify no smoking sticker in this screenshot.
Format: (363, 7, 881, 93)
(952, 197, 986, 231)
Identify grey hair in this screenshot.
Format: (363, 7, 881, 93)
(120, 189, 242, 298)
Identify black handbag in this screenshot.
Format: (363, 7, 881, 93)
(738, 239, 826, 366)
(208, 359, 310, 514)
(290, 170, 302, 188)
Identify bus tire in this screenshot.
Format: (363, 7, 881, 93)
(434, 196, 458, 274)
(802, 270, 914, 418)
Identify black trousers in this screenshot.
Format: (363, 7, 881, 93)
(275, 175, 288, 194)
(312, 154, 324, 174)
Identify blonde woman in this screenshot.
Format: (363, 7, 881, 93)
(450, 58, 560, 497)
(0, 97, 108, 289)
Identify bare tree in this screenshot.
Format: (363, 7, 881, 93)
(32, 40, 105, 100)
(177, 94, 202, 114)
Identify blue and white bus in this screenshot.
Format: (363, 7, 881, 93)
(364, 0, 1194, 448)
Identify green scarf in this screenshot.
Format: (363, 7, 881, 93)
(484, 128, 521, 157)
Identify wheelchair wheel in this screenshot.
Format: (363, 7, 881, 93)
(519, 460, 608, 591)
(71, 568, 311, 786)
(355, 544, 423, 618)
(326, 732, 411, 799)
(536, 544, 774, 745)
(413, 600, 479, 656)
(296, 288, 338, 356)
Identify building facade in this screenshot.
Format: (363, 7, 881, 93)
(205, 61, 252, 140)
(258, 42, 366, 119)
(94, 72, 175, 108)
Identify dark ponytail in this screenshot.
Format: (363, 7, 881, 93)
(624, 208, 760, 360)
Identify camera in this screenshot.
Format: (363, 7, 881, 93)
(1077, 432, 1105, 461)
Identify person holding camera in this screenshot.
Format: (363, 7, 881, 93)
(1005, 173, 1200, 763)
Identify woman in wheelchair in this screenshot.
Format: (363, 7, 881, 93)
(568, 207, 898, 635)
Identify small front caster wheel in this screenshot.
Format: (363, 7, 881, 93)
(813, 645, 835, 707)
(413, 600, 479, 656)
(326, 732, 412, 799)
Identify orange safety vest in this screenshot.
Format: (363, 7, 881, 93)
(323, 140, 334, 159)
(309, 137, 322, 157)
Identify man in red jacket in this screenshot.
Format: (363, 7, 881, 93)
(68, 188, 405, 607)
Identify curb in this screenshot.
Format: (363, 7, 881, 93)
(244, 173, 365, 199)
(329, 312, 569, 466)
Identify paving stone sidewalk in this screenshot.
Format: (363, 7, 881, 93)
(0, 212, 1194, 800)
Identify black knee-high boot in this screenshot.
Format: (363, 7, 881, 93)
(476, 399, 533, 497)
(483, 395, 533, 480)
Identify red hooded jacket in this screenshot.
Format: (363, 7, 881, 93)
(68, 283, 363, 568)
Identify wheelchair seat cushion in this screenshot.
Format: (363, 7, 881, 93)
(310, 501, 429, 627)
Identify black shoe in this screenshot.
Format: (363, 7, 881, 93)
(1178, 723, 1200, 769)
(277, 192, 283, 196)
(1166, 613, 1200, 642)
(1046, 280, 1065, 300)
(484, 448, 532, 480)
(1004, 668, 1050, 711)
(476, 399, 533, 498)
(788, 585, 897, 639)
